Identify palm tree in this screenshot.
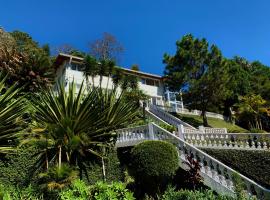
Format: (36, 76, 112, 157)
(0, 74, 26, 152)
(25, 81, 138, 176)
(83, 55, 98, 89)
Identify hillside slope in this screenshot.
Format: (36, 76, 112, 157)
(175, 113, 247, 133)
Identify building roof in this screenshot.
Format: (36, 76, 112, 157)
(55, 53, 163, 80)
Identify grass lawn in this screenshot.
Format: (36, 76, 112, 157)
(174, 113, 247, 133)
(202, 148, 270, 189)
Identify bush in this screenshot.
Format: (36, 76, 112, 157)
(0, 184, 43, 200)
(89, 181, 135, 200)
(0, 147, 38, 187)
(161, 186, 235, 200)
(80, 149, 124, 185)
(202, 149, 270, 189)
(59, 179, 89, 200)
(130, 141, 179, 197)
(159, 123, 176, 133)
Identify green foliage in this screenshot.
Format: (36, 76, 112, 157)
(161, 186, 236, 200)
(0, 74, 27, 152)
(0, 184, 43, 200)
(175, 113, 246, 132)
(59, 179, 89, 200)
(0, 147, 38, 186)
(37, 164, 78, 192)
(0, 30, 54, 92)
(24, 81, 138, 172)
(236, 94, 268, 130)
(89, 181, 135, 200)
(80, 150, 124, 185)
(159, 123, 176, 133)
(164, 34, 229, 126)
(130, 141, 179, 197)
(202, 149, 270, 188)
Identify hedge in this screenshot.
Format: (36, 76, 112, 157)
(0, 148, 123, 187)
(202, 148, 270, 188)
(130, 140, 179, 197)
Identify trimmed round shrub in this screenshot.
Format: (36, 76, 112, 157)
(130, 140, 179, 197)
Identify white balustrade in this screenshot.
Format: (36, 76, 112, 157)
(149, 104, 195, 129)
(115, 123, 270, 199)
(183, 132, 270, 150)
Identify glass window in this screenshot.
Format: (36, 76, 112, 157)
(141, 78, 146, 84)
(71, 63, 77, 70)
(145, 79, 155, 86)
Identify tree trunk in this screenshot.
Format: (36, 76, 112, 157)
(45, 152, 49, 170)
(101, 157, 106, 181)
(58, 145, 62, 169)
(202, 110, 208, 127)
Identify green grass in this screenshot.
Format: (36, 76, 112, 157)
(175, 113, 247, 133)
(202, 149, 270, 189)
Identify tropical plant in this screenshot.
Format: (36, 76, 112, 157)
(236, 94, 269, 130)
(37, 164, 78, 192)
(89, 181, 135, 200)
(182, 155, 203, 189)
(59, 179, 89, 200)
(23, 81, 138, 176)
(161, 186, 237, 200)
(83, 55, 99, 88)
(0, 74, 26, 152)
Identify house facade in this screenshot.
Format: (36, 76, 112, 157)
(54, 53, 183, 108)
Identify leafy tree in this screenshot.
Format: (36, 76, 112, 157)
(83, 55, 99, 88)
(164, 34, 228, 126)
(222, 57, 252, 121)
(131, 64, 140, 71)
(0, 30, 54, 92)
(236, 94, 269, 130)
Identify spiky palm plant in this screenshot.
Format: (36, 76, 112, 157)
(26, 81, 138, 173)
(0, 74, 26, 152)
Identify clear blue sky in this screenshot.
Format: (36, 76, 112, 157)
(1, 0, 269, 75)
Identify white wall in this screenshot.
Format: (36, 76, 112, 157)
(63, 64, 165, 99)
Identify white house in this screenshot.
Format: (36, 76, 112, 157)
(54, 53, 183, 108)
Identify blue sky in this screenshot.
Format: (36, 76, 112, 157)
(1, 0, 269, 75)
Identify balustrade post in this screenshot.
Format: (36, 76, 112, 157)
(148, 122, 155, 140)
(177, 124, 185, 140)
(199, 126, 205, 133)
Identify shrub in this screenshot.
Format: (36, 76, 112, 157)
(161, 186, 235, 200)
(89, 181, 135, 200)
(202, 149, 270, 189)
(59, 179, 89, 200)
(159, 123, 176, 133)
(0, 147, 38, 186)
(0, 184, 43, 200)
(130, 141, 179, 197)
(80, 149, 124, 185)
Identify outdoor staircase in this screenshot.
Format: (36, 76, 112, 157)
(114, 103, 270, 199)
(147, 104, 196, 129)
(115, 123, 270, 199)
(146, 104, 270, 151)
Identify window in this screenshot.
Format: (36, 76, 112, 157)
(145, 79, 155, 86)
(70, 63, 83, 71)
(141, 78, 146, 84)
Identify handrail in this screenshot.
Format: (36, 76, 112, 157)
(115, 123, 270, 199)
(152, 123, 270, 198)
(149, 104, 195, 129)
